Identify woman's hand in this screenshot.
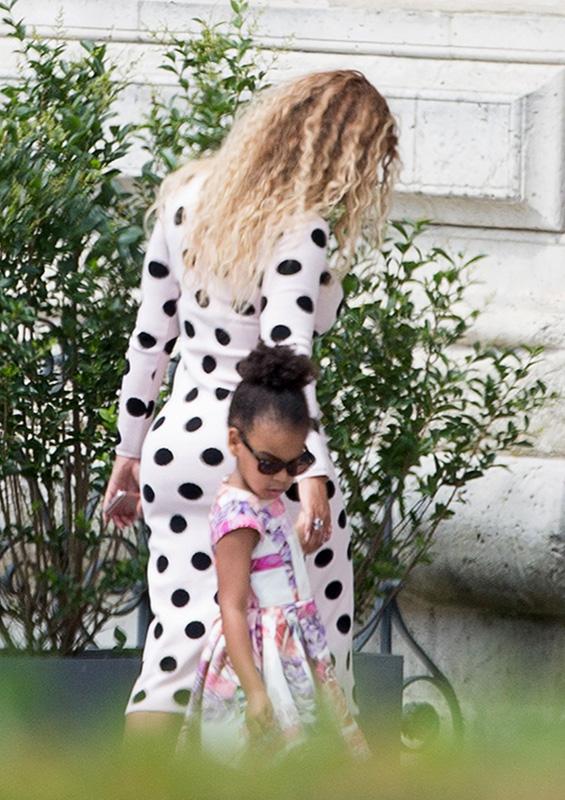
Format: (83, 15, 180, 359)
(102, 455, 142, 530)
(296, 475, 332, 555)
(245, 687, 277, 740)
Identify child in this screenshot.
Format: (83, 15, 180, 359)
(176, 342, 369, 763)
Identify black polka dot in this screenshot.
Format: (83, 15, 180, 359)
(195, 290, 209, 308)
(215, 328, 231, 346)
(330, 653, 336, 667)
(126, 398, 146, 417)
(320, 271, 332, 286)
(337, 614, 352, 634)
(346, 651, 351, 670)
(338, 509, 347, 528)
(185, 416, 203, 432)
(347, 541, 352, 561)
(163, 299, 177, 317)
(285, 484, 300, 502)
(143, 484, 155, 503)
(184, 320, 195, 337)
(154, 622, 163, 639)
(260, 297, 268, 312)
(191, 552, 212, 571)
(154, 448, 174, 466)
(174, 206, 184, 225)
(277, 260, 301, 275)
(132, 690, 146, 703)
(148, 261, 169, 279)
(157, 555, 169, 573)
(171, 589, 190, 607)
(179, 483, 203, 500)
(325, 580, 343, 600)
(213, 591, 219, 605)
(215, 388, 230, 400)
(314, 548, 334, 568)
(124, 358, 130, 375)
(145, 400, 155, 418)
(201, 448, 224, 466)
(185, 621, 206, 639)
(311, 228, 327, 248)
(271, 325, 291, 342)
(151, 370, 156, 380)
(326, 479, 336, 499)
(164, 337, 177, 355)
(159, 656, 177, 672)
(152, 416, 165, 431)
(297, 296, 314, 313)
(173, 689, 191, 706)
(202, 355, 216, 373)
(138, 332, 156, 349)
(170, 515, 187, 533)
(185, 388, 198, 402)
(116, 430, 122, 445)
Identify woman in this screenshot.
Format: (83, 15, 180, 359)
(103, 69, 398, 743)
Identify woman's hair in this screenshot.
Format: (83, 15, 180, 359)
(228, 341, 317, 434)
(157, 69, 399, 301)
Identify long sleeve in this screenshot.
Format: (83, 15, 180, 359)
(260, 215, 332, 480)
(115, 216, 181, 459)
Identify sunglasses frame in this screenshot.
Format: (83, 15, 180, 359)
(236, 428, 315, 476)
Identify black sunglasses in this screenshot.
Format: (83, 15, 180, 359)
(237, 429, 315, 476)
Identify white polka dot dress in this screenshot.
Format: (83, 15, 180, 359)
(116, 172, 355, 716)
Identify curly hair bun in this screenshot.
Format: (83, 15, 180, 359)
(238, 341, 317, 392)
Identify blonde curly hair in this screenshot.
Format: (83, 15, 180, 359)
(157, 69, 399, 300)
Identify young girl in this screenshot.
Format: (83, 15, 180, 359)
(176, 342, 369, 763)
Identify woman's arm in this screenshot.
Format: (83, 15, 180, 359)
(115, 215, 181, 459)
(260, 214, 332, 480)
(260, 215, 333, 551)
(215, 528, 276, 734)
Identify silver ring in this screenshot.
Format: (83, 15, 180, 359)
(312, 517, 324, 531)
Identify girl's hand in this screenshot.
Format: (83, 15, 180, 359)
(245, 688, 277, 740)
(296, 475, 332, 555)
(102, 455, 142, 530)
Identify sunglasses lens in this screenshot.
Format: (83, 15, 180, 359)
(288, 452, 315, 476)
(257, 459, 285, 475)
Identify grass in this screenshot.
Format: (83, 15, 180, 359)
(1, 695, 565, 800)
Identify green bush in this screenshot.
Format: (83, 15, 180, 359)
(0, 5, 147, 651)
(316, 221, 551, 621)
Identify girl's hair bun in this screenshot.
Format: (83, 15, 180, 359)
(238, 340, 317, 392)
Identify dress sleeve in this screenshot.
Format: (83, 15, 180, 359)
(260, 216, 332, 480)
(210, 496, 265, 550)
(115, 215, 181, 458)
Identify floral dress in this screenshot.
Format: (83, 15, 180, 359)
(176, 481, 369, 763)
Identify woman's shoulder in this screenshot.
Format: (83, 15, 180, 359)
(278, 210, 330, 249)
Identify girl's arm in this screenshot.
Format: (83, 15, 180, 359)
(215, 527, 275, 733)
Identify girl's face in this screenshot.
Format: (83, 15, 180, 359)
(228, 416, 310, 500)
